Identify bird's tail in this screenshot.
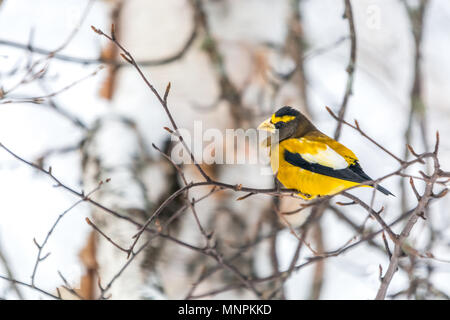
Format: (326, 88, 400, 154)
(375, 184, 395, 197)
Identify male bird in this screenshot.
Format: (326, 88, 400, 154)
(257, 106, 393, 200)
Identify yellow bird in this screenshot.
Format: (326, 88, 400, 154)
(258, 106, 393, 200)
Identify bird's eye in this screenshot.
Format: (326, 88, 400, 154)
(275, 122, 285, 129)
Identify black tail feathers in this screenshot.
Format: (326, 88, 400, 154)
(376, 184, 395, 197)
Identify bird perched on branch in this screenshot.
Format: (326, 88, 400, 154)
(257, 106, 393, 200)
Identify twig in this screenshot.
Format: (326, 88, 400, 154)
(0, 275, 59, 299)
(85, 218, 129, 253)
(30, 184, 102, 287)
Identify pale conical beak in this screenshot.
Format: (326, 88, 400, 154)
(258, 117, 276, 148)
(257, 117, 276, 133)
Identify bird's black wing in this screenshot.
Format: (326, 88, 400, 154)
(284, 150, 394, 196)
(284, 150, 366, 183)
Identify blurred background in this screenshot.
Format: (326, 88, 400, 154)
(0, 0, 449, 300)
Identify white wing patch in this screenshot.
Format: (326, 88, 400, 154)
(301, 145, 349, 170)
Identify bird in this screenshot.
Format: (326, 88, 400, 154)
(257, 106, 393, 200)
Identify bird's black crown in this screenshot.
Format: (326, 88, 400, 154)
(274, 106, 300, 117)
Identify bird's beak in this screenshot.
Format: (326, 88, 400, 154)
(258, 117, 276, 148)
(257, 118, 276, 134)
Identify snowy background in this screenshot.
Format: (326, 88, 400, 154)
(0, 0, 449, 299)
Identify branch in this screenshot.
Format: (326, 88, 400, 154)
(0, 2, 199, 68)
(375, 134, 443, 300)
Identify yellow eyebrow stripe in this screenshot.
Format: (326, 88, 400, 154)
(271, 114, 296, 123)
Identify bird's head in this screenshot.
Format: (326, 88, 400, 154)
(257, 106, 315, 143)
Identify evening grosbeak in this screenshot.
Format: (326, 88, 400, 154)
(258, 106, 393, 200)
